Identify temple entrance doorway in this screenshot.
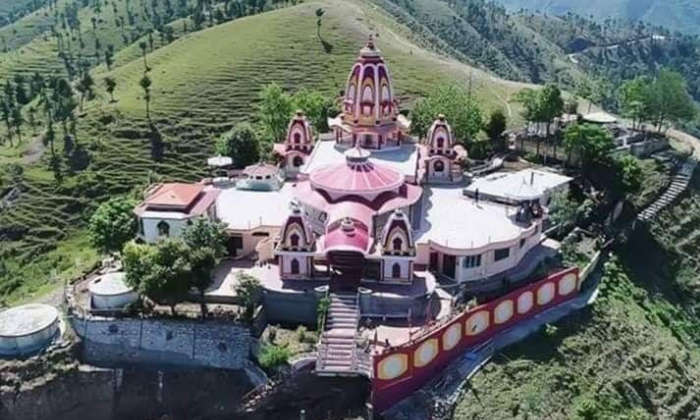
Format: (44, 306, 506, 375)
(328, 250, 365, 292)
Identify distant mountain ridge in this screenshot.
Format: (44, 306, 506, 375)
(492, 0, 700, 35)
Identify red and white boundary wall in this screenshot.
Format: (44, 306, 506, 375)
(371, 267, 580, 412)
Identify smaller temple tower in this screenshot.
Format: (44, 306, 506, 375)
(273, 110, 314, 178)
(380, 209, 416, 283)
(276, 202, 316, 280)
(424, 114, 466, 183)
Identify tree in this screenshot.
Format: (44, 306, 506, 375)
(292, 88, 338, 132)
(10, 107, 23, 143)
(88, 197, 138, 254)
(549, 191, 578, 235)
(76, 72, 94, 111)
(182, 217, 228, 316)
(139, 41, 149, 70)
(216, 122, 261, 168)
(615, 155, 643, 199)
(235, 272, 261, 321)
(618, 76, 649, 129)
(412, 84, 483, 144)
(315, 8, 325, 40)
(484, 108, 507, 153)
(123, 238, 192, 314)
(139, 74, 152, 120)
(645, 69, 697, 130)
(563, 123, 614, 172)
(104, 76, 117, 102)
(256, 82, 292, 143)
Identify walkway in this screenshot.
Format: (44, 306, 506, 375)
(315, 292, 361, 376)
(637, 158, 697, 223)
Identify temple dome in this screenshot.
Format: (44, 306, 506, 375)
(284, 110, 314, 152)
(426, 114, 455, 156)
(309, 148, 404, 200)
(341, 35, 398, 126)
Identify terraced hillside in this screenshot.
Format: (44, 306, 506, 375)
(453, 175, 700, 420)
(0, 0, 530, 304)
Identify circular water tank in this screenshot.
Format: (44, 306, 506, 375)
(0, 304, 60, 357)
(89, 272, 139, 310)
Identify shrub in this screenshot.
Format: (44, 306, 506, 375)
(258, 343, 291, 370)
(296, 325, 308, 343)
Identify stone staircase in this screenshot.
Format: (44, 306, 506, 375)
(638, 158, 697, 223)
(315, 292, 361, 376)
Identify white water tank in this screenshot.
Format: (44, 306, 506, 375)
(89, 272, 139, 310)
(0, 304, 60, 357)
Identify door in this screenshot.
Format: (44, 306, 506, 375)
(442, 254, 456, 279)
(226, 235, 243, 257)
(429, 252, 439, 272)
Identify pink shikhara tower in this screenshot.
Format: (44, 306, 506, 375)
(328, 35, 411, 150)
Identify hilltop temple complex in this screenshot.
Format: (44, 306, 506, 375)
(129, 36, 578, 403)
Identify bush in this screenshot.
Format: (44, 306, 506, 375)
(296, 325, 307, 343)
(258, 343, 291, 370)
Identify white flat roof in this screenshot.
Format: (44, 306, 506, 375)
(216, 183, 295, 230)
(0, 304, 59, 337)
(89, 272, 133, 296)
(416, 185, 530, 250)
(301, 139, 420, 178)
(465, 169, 572, 201)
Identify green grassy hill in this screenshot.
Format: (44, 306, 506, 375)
(454, 176, 700, 420)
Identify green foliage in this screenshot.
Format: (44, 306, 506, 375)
(258, 343, 291, 370)
(549, 191, 579, 233)
(291, 88, 339, 133)
(215, 122, 261, 168)
(484, 108, 507, 152)
(563, 123, 614, 170)
(88, 197, 138, 254)
(411, 84, 483, 144)
(296, 325, 308, 343)
(316, 296, 330, 331)
(122, 238, 191, 312)
(235, 271, 261, 321)
(182, 217, 228, 259)
(256, 82, 293, 143)
(644, 69, 697, 128)
(615, 155, 643, 198)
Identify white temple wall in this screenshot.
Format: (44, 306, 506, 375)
(381, 259, 411, 281)
(280, 255, 310, 276)
(141, 218, 186, 243)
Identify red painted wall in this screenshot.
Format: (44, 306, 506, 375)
(372, 267, 580, 412)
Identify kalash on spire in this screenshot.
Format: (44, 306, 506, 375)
(328, 34, 411, 150)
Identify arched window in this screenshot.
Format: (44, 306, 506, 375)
(392, 263, 401, 278)
(392, 237, 403, 252)
(157, 221, 170, 237)
(290, 233, 300, 248)
(291, 258, 300, 275)
(436, 137, 444, 149)
(293, 132, 301, 144)
(434, 160, 445, 173)
(293, 156, 304, 167)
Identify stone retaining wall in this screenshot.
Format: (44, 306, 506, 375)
(70, 316, 250, 370)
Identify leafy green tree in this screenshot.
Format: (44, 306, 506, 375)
(549, 191, 578, 235)
(484, 108, 507, 152)
(256, 82, 293, 143)
(645, 69, 697, 130)
(315, 8, 325, 40)
(139, 74, 152, 120)
(76, 72, 94, 111)
(292, 88, 338, 132)
(10, 107, 23, 143)
(88, 197, 138, 254)
(182, 217, 228, 315)
(216, 122, 261, 168)
(235, 271, 261, 321)
(412, 84, 483, 144)
(139, 41, 149, 70)
(563, 123, 614, 171)
(618, 76, 649, 129)
(615, 155, 643, 199)
(123, 238, 192, 314)
(104, 76, 117, 102)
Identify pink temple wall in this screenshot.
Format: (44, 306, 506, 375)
(371, 267, 581, 412)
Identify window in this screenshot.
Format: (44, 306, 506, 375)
(520, 238, 526, 249)
(364, 135, 373, 146)
(157, 221, 170, 237)
(494, 247, 510, 262)
(290, 258, 300, 274)
(434, 160, 445, 173)
(139, 219, 145, 235)
(463, 255, 482, 269)
(290, 233, 300, 248)
(392, 237, 403, 252)
(392, 262, 401, 278)
(294, 132, 301, 144)
(436, 137, 444, 149)
(293, 156, 304, 167)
